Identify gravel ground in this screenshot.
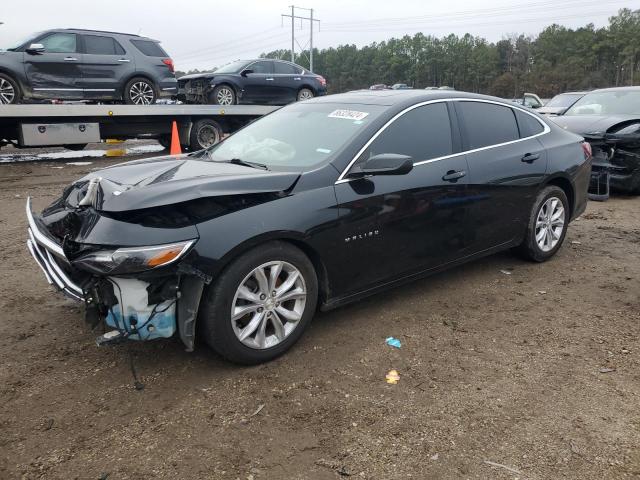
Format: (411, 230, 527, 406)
(0, 148, 639, 479)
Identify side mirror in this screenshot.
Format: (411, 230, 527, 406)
(26, 43, 45, 55)
(240, 69, 254, 77)
(349, 153, 413, 178)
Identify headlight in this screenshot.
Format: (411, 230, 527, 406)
(73, 240, 195, 275)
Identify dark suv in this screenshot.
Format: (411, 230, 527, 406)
(177, 59, 327, 105)
(0, 29, 177, 104)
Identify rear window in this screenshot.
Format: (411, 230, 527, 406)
(131, 39, 168, 57)
(84, 35, 125, 55)
(515, 110, 545, 138)
(458, 101, 520, 149)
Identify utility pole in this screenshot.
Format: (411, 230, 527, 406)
(281, 6, 320, 72)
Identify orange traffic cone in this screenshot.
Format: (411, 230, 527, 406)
(169, 120, 182, 155)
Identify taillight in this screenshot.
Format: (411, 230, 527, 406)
(581, 141, 592, 159)
(162, 58, 175, 73)
(317, 75, 326, 87)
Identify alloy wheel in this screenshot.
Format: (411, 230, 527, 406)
(216, 87, 234, 105)
(129, 82, 155, 105)
(0, 78, 16, 104)
(231, 261, 307, 349)
(535, 196, 565, 252)
(298, 89, 314, 101)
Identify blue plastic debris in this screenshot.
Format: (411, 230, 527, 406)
(385, 337, 402, 349)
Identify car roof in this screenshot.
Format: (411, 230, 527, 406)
(554, 91, 589, 95)
(307, 89, 513, 107)
(590, 86, 640, 93)
(60, 28, 159, 42)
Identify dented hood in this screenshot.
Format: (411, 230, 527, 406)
(76, 154, 301, 212)
(551, 114, 640, 135)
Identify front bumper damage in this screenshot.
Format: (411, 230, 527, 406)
(26, 198, 208, 351)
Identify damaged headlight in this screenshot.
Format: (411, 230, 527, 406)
(73, 240, 195, 275)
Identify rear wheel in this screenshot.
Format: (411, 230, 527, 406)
(517, 185, 569, 262)
(199, 241, 318, 364)
(124, 77, 157, 105)
(0, 73, 20, 104)
(209, 85, 236, 105)
(297, 87, 314, 101)
(189, 118, 223, 151)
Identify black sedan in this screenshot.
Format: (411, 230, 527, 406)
(177, 58, 327, 105)
(551, 86, 640, 194)
(26, 90, 591, 364)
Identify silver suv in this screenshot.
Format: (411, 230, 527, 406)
(0, 28, 177, 104)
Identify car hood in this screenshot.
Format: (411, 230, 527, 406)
(71, 154, 301, 212)
(551, 114, 640, 134)
(178, 72, 216, 81)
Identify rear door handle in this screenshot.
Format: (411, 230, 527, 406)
(521, 153, 540, 163)
(294, 77, 301, 81)
(442, 170, 467, 182)
(265, 77, 274, 81)
(64, 57, 78, 61)
(118, 58, 131, 63)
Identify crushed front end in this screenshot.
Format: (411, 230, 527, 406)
(25, 186, 207, 351)
(585, 122, 640, 199)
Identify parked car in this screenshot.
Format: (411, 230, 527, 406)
(552, 86, 640, 194)
(537, 91, 588, 116)
(391, 83, 411, 90)
(26, 90, 590, 364)
(512, 93, 544, 109)
(177, 59, 327, 105)
(369, 84, 390, 90)
(0, 29, 177, 104)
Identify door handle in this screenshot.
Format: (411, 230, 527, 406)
(64, 57, 78, 61)
(118, 58, 131, 63)
(265, 77, 274, 81)
(294, 77, 301, 81)
(442, 170, 467, 182)
(521, 153, 540, 163)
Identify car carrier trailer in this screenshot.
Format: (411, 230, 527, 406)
(0, 104, 280, 152)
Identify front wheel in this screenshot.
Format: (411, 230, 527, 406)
(124, 77, 157, 105)
(297, 87, 314, 101)
(199, 242, 318, 364)
(517, 185, 569, 262)
(208, 85, 236, 105)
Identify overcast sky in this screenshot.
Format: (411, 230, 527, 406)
(1, 0, 636, 71)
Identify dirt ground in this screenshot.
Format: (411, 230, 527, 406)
(1, 147, 639, 479)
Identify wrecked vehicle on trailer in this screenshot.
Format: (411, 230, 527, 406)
(551, 87, 640, 196)
(27, 90, 590, 365)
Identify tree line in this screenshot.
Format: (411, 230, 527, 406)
(177, 9, 639, 98)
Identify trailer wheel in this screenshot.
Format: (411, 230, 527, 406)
(158, 135, 171, 149)
(189, 119, 223, 151)
(0, 73, 21, 104)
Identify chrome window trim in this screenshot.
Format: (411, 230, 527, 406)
(335, 97, 550, 184)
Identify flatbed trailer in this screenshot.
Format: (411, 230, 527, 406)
(0, 104, 280, 152)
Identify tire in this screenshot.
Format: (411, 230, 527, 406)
(63, 144, 87, 151)
(158, 135, 171, 149)
(297, 87, 314, 101)
(199, 241, 318, 365)
(517, 185, 569, 262)
(208, 84, 236, 106)
(0, 73, 21, 104)
(189, 118, 223, 151)
(123, 77, 157, 105)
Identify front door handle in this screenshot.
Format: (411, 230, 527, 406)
(442, 170, 467, 182)
(265, 77, 274, 81)
(118, 58, 131, 63)
(64, 57, 78, 61)
(521, 153, 540, 163)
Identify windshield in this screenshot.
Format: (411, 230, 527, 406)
(214, 60, 251, 74)
(565, 90, 640, 116)
(204, 103, 386, 170)
(545, 93, 583, 108)
(2, 32, 41, 51)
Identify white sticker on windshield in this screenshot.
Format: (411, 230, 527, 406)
(328, 109, 369, 121)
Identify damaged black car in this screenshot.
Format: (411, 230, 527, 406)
(551, 86, 640, 198)
(27, 90, 591, 364)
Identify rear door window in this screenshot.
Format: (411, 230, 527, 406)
(457, 101, 520, 149)
(39, 33, 77, 53)
(515, 109, 545, 138)
(83, 35, 126, 55)
(131, 39, 168, 57)
(356, 102, 453, 164)
(274, 62, 300, 74)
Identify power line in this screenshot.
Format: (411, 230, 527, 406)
(281, 6, 320, 71)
